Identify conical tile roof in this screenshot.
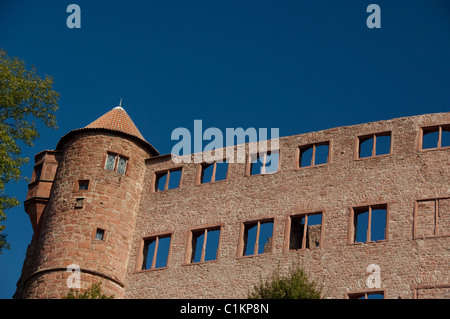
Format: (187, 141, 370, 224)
(56, 106, 159, 156)
(85, 106, 145, 140)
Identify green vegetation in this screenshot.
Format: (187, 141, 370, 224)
(0, 49, 59, 253)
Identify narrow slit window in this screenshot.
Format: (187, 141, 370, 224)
(357, 132, 391, 158)
(249, 151, 279, 175)
(141, 234, 171, 270)
(154, 168, 182, 192)
(289, 213, 322, 250)
(242, 219, 274, 256)
(352, 204, 387, 243)
(116, 156, 128, 174)
(190, 227, 221, 263)
(299, 142, 329, 167)
(421, 124, 450, 150)
(95, 228, 105, 241)
(105, 153, 117, 171)
(34, 165, 43, 182)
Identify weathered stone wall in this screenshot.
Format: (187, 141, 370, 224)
(125, 112, 449, 299)
(15, 131, 152, 298)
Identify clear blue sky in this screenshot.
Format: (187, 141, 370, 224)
(0, 0, 449, 298)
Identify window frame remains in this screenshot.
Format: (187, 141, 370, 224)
(185, 224, 223, 265)
(420, 124, 450, 151)
(355, 131, 392, 159)
(138, 232, 173, 272)
(238, 218, 275, 257)
(247, 150, 280, 176)
(297, 141, 331, 168)
(104, 152, 129, 175)
(153, 167, 183, 192)
(286, 211, 324, 251)
(349, 203, 389, 244)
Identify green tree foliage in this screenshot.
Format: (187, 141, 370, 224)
(63, 282, 114, 299)
(247, 264, 322, 299)
(0, 49, 59, 253)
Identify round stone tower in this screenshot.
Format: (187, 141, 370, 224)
(14, 106, 158, 298)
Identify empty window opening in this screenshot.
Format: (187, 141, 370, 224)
(249, 151, 279, 175)
(78, 180, 89, 191)
(353, 205, 387, 243)
(415, 197, 450, 238)
(154, 168, 182, 192)
(242, 219, 274, 256)
(358, 132, 391, 158)
(95, 228, 105, 241)
(200, 161, 229, 184)
(105, 153, 128, 174)
(421, 125, 450, 150)
(34, 165, 43, 182)
(299, 142, 330, 167)
(348, 291, 384, 299)
(142, 235, 171, 270)
(289, 213, 322, 250)
(75, 197, 84, 209)
(190, 227, 221, 263)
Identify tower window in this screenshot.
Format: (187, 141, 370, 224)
(104, 152, 128, 174)
(33, 164, 43, 182)
(95, 228, 105, 241)
(78, 180, 89, 191)
(75, 198, 84, 208)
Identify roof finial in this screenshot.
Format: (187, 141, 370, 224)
(114, 98, 124, 110)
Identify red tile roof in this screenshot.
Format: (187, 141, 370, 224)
(85, 106, 145, 140)
(56, 106, 159, 156)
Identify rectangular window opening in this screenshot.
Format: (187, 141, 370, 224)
(358, 132, 391, 158)
(242, 219, 274, 256)
(95, 228, 105, 241)
(78, 180, 89, 191)
(299, 142, 329, 167)
(353, 205, 387, 243)
(421, 124, 450, 150)
(75, 197, 84, 209)
(141, 234, 171, 270)
(348, 291, 384, 299)
(105, 153, 128, 174)
(190, 227, 221, 263)
(34, 164, 43, 181)
(290, 213, 322, 250)
(249, 151, 279, 175)
(200, 161, 229, 184)
(154, 168, 182, 192)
